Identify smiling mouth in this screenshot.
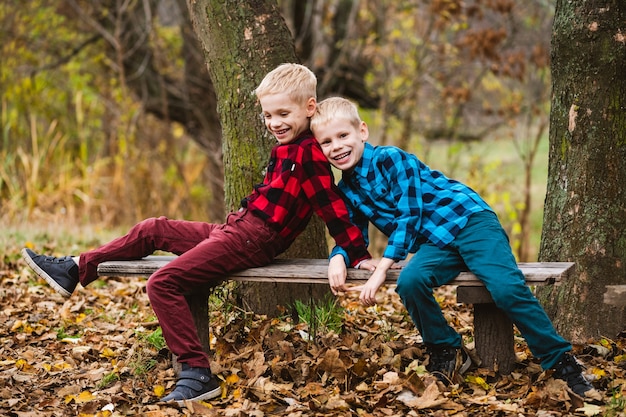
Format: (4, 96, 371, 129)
(333, 151, 350, 161)
(274, 128, 289, 135)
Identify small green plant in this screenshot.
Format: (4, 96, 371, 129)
(90, 279, 107, 289)
(97, 371, 120, 389)
(294, 296, 344, 337)
(135, 327, 166, 351)
(130, 358, 157, 377)
(143, 327, 166, 351)
(55, 326, 81, 341)
(125, 327, 166, 378)
(605, 388, 626, 417)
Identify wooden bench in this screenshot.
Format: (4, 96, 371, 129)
(97, 257, 574, 374)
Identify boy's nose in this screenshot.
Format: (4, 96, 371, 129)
(270, 120, 283, 129)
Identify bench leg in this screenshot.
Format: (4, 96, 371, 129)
(473, 303, 516, 374)
(186, 293, 211, 356)
(457, 286, 516, 374)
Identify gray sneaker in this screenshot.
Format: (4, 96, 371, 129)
(22, 248, 79, 297)
(161, 364, 221, 405)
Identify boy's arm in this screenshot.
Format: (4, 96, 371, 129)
(326, 197, 373, 294)
(328, 200, 370, 265)
(300, 143, 371, 267)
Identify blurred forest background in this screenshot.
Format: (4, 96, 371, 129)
(0, 0, 553, 261)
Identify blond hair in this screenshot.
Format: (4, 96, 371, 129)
(255, 63, 317, 104)
(310, 97, 362, 132)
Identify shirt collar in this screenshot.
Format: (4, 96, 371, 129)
(343, 142, 374, 182)
(292, 129, 313, 145)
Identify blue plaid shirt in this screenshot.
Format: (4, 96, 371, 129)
(331, 143, 493, 261)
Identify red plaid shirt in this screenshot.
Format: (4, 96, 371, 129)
(243, 130, 370, 267)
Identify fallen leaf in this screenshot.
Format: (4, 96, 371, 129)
(153, 385, 165, 397)
(576, 403, 603, 416)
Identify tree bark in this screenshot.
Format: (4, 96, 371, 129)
(187, 0, 329, 316)
(538, 0, 626, 341)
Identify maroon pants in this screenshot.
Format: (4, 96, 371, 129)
(78, 209, 287, 368)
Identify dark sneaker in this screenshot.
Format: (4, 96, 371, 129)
(425, 345, 472, 385)
(552, 352, 594, 397)
(161, 365, 221, 405)
(21, 248, 79, 298)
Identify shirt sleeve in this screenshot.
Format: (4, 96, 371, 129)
(329, 194, 370, 266)
(379, 149, 423, 261)
(299, 142, 371, 267)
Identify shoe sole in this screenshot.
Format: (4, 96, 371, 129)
(458, 350, 472, 375)
(170, 385, 221, 406)
(21, 248, 72, 298)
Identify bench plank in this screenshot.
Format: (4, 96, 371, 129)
(97, 256, 574, 286)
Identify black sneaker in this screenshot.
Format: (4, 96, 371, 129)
(425, 345, 472, 385)
(21, 248, 79, 298)
(161, 364, 221, 405)
(552, 352, 594, 397)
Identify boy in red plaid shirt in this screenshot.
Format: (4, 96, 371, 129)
(22, 64, 372, 404)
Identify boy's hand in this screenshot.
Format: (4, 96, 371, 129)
(358, 259, 378, 271)
(328, 256, 376, 295)
(349, 257, 396, 306)
(352, 269, 387, 306)
(328, 254, 349, 295)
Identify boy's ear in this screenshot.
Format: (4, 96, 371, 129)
(359, 121, 369, 142)
(305, 97, 317, 117)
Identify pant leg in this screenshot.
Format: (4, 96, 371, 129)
(146, 209, 288, 368)
(395, 243, 467, 348)
(78, 216, 218, 286)
(451, 211, 571, 369)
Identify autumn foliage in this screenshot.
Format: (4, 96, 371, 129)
(1, 244, 625, 416)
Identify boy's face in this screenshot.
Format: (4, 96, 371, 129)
(313, 118, 368, 171)
(259, 93, 316, 145)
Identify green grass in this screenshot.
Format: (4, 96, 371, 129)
(294, 296, 345, 337)
(138, 327, 166, 351)
(97, 372, 120, 389)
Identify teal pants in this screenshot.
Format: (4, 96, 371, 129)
(395, 210, 571, 369)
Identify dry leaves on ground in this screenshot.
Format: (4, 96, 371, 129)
(1, 254, 625, 417)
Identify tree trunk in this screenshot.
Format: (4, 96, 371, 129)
(187, 0, 329, 316)
(538, 0, 626, 342)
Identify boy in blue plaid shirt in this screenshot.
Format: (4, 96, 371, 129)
(310, 97, 596, 398)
